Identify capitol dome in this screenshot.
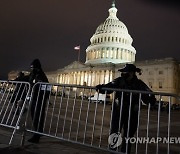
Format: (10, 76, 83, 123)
(85, 2, 136, 64)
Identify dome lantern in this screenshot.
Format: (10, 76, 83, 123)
(108, 0, 118, 20)
(112, 0, 116, 8)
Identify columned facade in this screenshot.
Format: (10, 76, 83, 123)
(47, 58, 180, 103)
(57, 67, 114, 86)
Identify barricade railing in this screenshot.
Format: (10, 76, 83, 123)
(23, 82, 180, 154)
(0, 80, 31, 144)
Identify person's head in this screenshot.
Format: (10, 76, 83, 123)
(118, 64, 141, 81)
(30, 59, 41, 72)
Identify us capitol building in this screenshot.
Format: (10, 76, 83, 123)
(46, 2, 180, 101)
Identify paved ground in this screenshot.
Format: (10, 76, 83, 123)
(0, 142, 110, 154)
(0, 127, 114, 154)
(0, 132, 111, 154)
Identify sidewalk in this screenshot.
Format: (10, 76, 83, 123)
(0, 129, 110, 154)
(0, 140, 110, 154)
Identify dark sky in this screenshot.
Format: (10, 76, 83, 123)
(0, 0, 180, 79)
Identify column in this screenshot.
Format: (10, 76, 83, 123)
(58, 74, 61, 83)
(94, 71, 97, 85)
(95, 50, 97, 59)
(81, 71, 84, 85)
(84, 71, 87, 85)
(92, 50, 95, 60)
(105, 50, 108, 58)
(73, 72, 75, 84)
(63, 74, 66, 84)
(62, 74, 64, 84)
(105, 70, 109, 84)
(91, 71, 95, 86)
(102, 70, 105, 84)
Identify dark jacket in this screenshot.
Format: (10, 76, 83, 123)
(29, 59, 48, 86)
(29, 69, 48, 86)
(29, 59, 49, 100)
(97, 76, 156, 111)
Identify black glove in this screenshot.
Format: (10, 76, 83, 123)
(96, 84, 103, 92)
(150, 95, 156, 106)
(142, 94, 156, 106)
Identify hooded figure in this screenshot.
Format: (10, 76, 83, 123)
(96, 64, 156, 154)
(29, 59, 48, 85)
(28, 59, 49, 143)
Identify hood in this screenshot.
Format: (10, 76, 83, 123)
(30, 59, 41, 69)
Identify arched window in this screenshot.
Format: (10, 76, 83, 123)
(116, 48, 119, 59)
(108, 37, 110, 42)
(98, 38, 100, 43)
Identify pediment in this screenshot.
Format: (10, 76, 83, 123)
(63, 61, 87, 70)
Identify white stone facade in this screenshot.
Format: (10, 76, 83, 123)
(47, 58, 180, 95)
(135, 58, 180, 99)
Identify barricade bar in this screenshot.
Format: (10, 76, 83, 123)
(23, 82, 179, 154)
(0, 80, 31, 144)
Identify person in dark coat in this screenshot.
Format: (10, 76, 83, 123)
(28, 59, 49, 143)
(96, 64, 156, 154)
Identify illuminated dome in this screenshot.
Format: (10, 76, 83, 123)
(85, 1, 136, 64)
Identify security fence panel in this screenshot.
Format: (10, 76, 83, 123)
(24, 83, 180, 154)
(0, 80, 31, 144)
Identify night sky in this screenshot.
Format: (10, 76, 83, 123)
(0, 0, 180, 79)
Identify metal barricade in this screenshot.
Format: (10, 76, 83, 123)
(23, 82, 180, 154)
(0, 80, 31, 144)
